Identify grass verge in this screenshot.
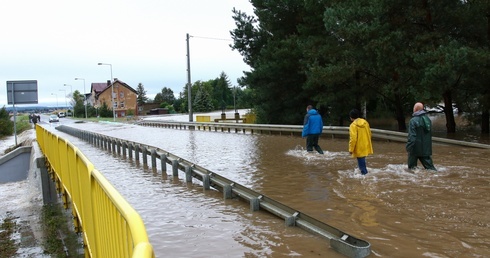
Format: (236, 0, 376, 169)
(0, 212, 18, 257)
(41, 204, 83, 257)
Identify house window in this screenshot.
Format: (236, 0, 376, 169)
(113, 102, 117, 108)
(119, 91, 124, 99)
(120, 101, 125, 108)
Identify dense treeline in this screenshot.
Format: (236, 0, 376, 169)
(143, 72, 253, 114)
(230, 0, 490, 133)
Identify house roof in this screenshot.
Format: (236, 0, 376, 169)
(92, 79, 137, 97)
(91, 82, 109, 94)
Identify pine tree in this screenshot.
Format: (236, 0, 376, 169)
(136, 83, 148, 106)
(0, 106, 14, 136)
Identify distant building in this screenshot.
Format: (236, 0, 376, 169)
(89, 79, 137, 117)
(138, 103, 160, 116)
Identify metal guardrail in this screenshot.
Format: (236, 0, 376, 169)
(35, 125, 155, 258)
(137, 120, 490, 149)
(57, 125, 372, 258)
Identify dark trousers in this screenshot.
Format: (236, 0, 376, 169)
(408, 155, 436, 171)
(357, 157, 368, 175)
(306, 134, 323, 154)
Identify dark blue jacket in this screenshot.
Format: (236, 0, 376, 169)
(302, 109, 323, 137)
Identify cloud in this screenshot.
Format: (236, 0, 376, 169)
(0, 0, 254, 106)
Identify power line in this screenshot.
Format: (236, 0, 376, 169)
(190, 35, 233, 41)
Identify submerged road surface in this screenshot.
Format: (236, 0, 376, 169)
(41, 114, 490, 258)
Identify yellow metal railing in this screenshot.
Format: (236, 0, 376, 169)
(36, 125, 154, 258)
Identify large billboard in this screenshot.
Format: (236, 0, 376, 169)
(6, 80, 38, 105)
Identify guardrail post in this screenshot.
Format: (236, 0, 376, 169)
(202, 174, 210, 190)
(285, 212, 299, 227)
(223, 184, 232, 199)
(117, 140, 121, 155)
(151, 149, 157, 168)
(111, 139, 116, 153)
(250, 198, 260, 211)
(135, 144, 140, 162)
(128, 143, 133, 159)
(185, 165, 192, 182)
(160, 154, 167, 173)
(142, 146, 148, 165)
(122, 142, 127, 157)
(172, 159, 179, 177)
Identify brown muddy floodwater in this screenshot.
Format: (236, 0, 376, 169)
(50, 119, 490, 258)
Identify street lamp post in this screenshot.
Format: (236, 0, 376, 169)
(64, 84, 73, 117)
(75, 78, 87, 118)
(59, 89, 67, 109)
(51, 93, 58, 110)
(97, 63, 116, 121)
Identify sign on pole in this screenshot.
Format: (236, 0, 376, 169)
(6, 80, 38, 146)
(7, 80, 38, 104)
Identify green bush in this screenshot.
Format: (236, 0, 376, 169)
(0, 106, 13, 137)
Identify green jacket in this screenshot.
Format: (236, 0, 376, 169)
(406, 110, 432, 156)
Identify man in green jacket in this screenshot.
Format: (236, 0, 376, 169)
(406, 102, 436, 171)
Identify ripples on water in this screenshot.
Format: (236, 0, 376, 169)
(58, 130, 334, 257)
(53, 121, 490, 257)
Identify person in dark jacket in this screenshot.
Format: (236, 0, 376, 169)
(406, 102, 436, 171)
(302, 105, 324, 154)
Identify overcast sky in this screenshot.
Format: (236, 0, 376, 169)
(0, 0, 254, 107)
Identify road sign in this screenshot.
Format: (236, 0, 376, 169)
(6, 80, 38, 104)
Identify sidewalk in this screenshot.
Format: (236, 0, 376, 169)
(0, 129, 49, 257)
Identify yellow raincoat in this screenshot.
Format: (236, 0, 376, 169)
(349, 118, 373, 158)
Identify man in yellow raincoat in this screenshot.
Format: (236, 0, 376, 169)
(349, 109, 373, 175)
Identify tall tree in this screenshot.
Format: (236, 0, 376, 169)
(71, 90, 85, 118)
(212, 72, 233, 110)
(231, 2, 311, 124)
(193, 82, 214, 112)
(136, 83, 148, 106)
(154, 87, 175, 105)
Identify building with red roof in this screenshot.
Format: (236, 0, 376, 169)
(89, 79, 137, 118)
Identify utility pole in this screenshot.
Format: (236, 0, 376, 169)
(186, 33, 193, 122)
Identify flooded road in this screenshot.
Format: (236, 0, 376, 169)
(45, 113, 489, 258)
